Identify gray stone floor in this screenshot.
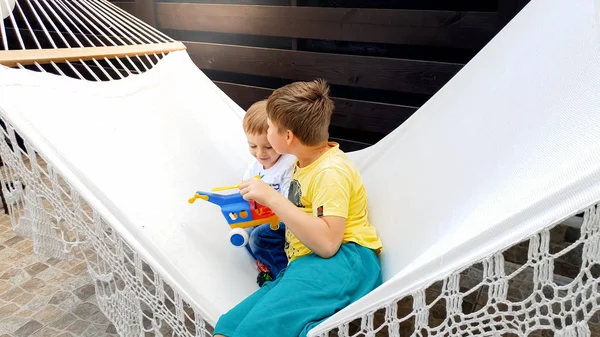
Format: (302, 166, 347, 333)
(0, 212, 118, 337)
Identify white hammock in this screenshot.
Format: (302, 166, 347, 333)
(1, 0, 600, 336)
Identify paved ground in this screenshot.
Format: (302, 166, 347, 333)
(0, 212, 118, 337)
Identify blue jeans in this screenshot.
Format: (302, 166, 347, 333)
(245, 223, 287, 279)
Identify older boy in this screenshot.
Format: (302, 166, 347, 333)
(214, 80, 383, 337)
(242, 100, 295, 286)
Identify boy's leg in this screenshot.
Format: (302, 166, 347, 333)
(244, 227, 257, 259)
(213, 275, 282, 336)
(248, 223, 287, 278)
(231, 243, 382, 337)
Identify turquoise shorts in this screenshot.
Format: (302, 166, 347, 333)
(213, 242, 382, 337)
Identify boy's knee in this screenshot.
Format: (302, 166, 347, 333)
(249, 224, 269, 243)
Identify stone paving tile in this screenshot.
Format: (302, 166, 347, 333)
(0, 303, 19, 316)
(65, 320, 91, 335)
(25, 262, 50, 277)
(13, 320, 43, 337)
(50, 313, 78, 330)
(0, 280, 12, 294)
(0, 316, 30, 335)
(20, 278, 45, 293)
(73, 284, 95, 301)
(4, 235, 25, 247)
(12, 292, 36, 306)
(32, 326, 62, 337)
(33, 305, 65, 325)
(0, 213, 118, 336)
(24, 295, 51, 313)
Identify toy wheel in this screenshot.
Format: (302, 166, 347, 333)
(229, 228, 249, 247)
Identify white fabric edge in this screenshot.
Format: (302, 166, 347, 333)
(0, 54, 245, 326)
(310, 165, 600, 335)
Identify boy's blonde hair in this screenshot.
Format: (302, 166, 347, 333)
(267, 79, 334, 146)
(243, 99, 268, 134)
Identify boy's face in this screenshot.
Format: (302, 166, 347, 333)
(266, 119, 289, 154)
(246, 132, 280, 169)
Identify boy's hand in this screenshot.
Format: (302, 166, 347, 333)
(239, 178, 279, 206)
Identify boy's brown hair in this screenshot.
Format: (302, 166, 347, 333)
(267, 79, 334, 146)
(243, 99, 268, 134)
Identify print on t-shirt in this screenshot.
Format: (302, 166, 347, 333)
(287, 179, 303, 208)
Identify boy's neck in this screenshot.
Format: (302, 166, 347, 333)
(295, 142, 331, 168)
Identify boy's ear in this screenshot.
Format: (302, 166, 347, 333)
(285, 129, 294, 146)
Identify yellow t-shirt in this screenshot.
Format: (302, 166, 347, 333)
(285, 142, 383, 263)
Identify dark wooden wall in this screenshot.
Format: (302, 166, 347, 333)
(111, 0, 529, 151)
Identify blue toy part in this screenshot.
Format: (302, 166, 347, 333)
(228, 228, 249, 247)
(188, 190, 281, 247)
(189, 191, 255, 227)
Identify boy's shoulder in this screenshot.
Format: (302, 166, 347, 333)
(317, 143, 354, 170)
(306, 143, 358, 180)
(303, 144, 364, 199)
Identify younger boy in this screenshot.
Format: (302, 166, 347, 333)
(242, 100, 296, 286)
(215, 80, 383, 337)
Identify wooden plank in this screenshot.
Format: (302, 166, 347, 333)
(159, 0, 289, 5)
(330, 138, 372, 152)
(290, 0, 297, 50)
(112, 1, 135, 15)
(0, 42, 186, 67)
(157, 4, 498, 48)
(303, 0, 497, 11)
(214, 81, 272, 109)
(187, 42, 461, 95)
(497, 0, 530, 28)
(136, 0, 157, 27)
(214, 81, 417, 134)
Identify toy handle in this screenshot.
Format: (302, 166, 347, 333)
(212, 184, 240, 192)
(188, 193, 208, 204)
(211, 175, 263, 192)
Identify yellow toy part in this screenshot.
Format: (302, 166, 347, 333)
(188, 193, 209, 204)
(228, 215, 280, 231)
(211, 175, 262, 192)
(211, 184, 241, 192)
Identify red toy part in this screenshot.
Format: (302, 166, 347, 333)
(250, 200, 276, 220)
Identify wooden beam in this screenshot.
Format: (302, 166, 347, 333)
(157, 3, 498, 48)
(497, 0, 530, 28)
(290, 0, 297, 50)
(330, 137, 372, 152)
(214, 81, 418, 134)
(158, 0, 289, 4)
(187, 42, 461, 95)
(136, 0, 157, 27)
(112, 1, 135, 15)
(0, 42, 186, 67)
(214, 81, 272, 108)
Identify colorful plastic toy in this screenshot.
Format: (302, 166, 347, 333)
(188, 179, 280, 247)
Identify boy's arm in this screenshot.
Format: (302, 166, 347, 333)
(241, 169, 348, 258)
(269, 196, 346, 258)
